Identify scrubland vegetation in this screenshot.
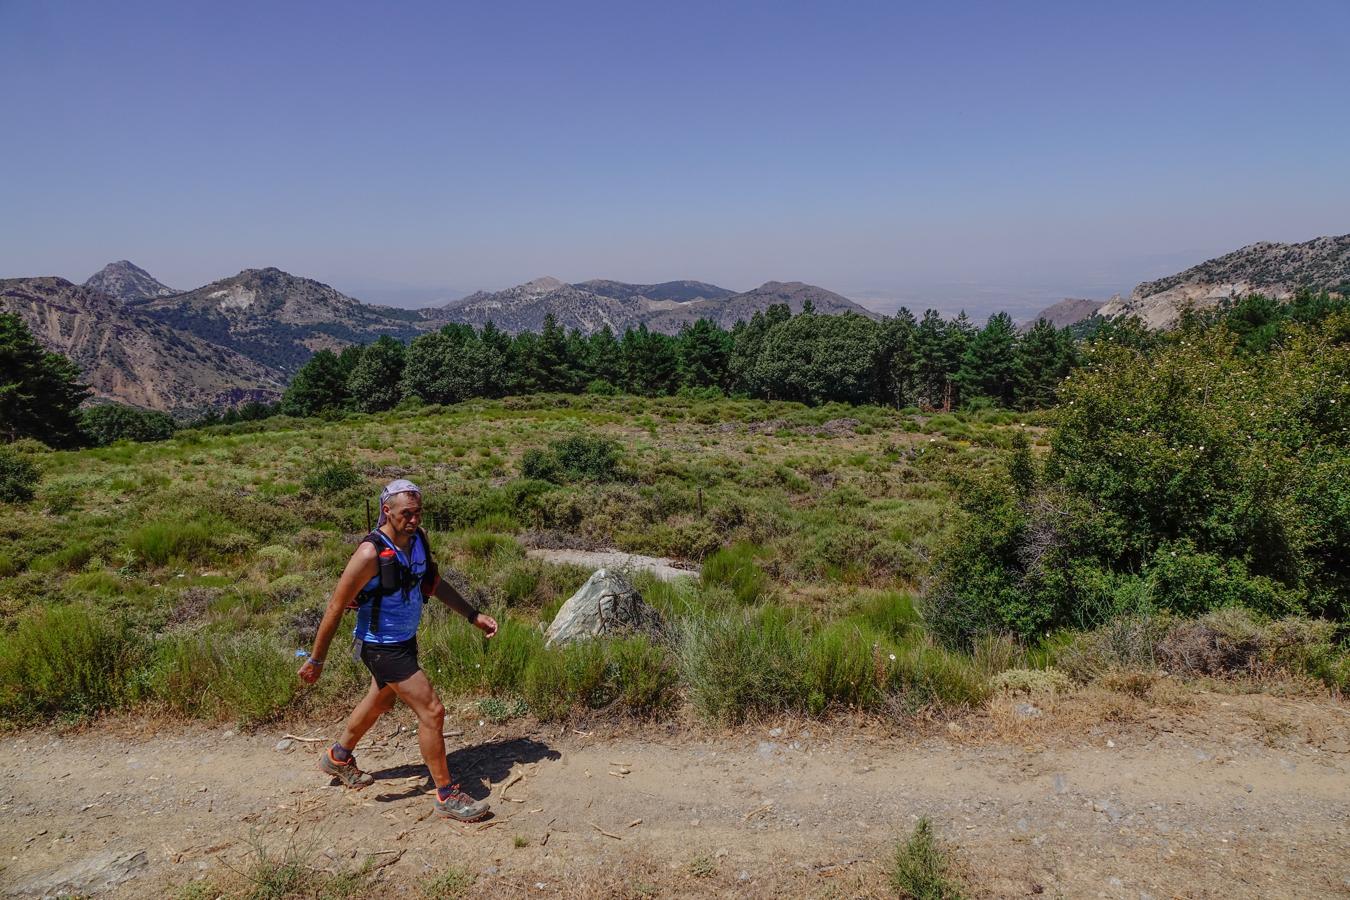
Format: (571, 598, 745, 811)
(0, 297, 1346, 730)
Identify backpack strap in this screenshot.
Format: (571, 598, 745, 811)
(417, 527, 440, 598)
(357, 531, 391, 633)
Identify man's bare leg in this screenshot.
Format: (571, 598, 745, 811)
(337, 678, 397, 751)
(389, 670, 450, 787)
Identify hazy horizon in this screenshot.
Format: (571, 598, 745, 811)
(3, 1, 1347, 317)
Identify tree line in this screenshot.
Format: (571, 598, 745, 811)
(6, 290, 1341, 447)
(273, 303, 1079, 418)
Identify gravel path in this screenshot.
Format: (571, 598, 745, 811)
(1, 690, 1346, 898)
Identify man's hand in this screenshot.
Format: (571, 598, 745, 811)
(473, 612, 499, 638)
(298, 659, 323, 684)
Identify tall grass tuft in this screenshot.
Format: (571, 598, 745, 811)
(128, 518, 216, 566)
(855, 590, 921, 640)
(678, 606, 810, 723)
(700, 542, 768, 604)
(807, 619, 891, 712)
(890, 817, 966, 899)
(148, 630, 298, 726)
(0, 604, 145, 722)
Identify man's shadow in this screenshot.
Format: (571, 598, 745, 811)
(368, 737, 561, 805)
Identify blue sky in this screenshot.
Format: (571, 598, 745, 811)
(2, 0, 1347, 316)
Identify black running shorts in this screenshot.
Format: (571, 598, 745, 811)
(359, 636, 420, 688)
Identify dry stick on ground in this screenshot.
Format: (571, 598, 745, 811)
(743, 803, 774, 821)
(500, 773, 524, 797)
(590, 822, 623, 840)
(369, 850, 405, 871)
(282, 734, 327, 743)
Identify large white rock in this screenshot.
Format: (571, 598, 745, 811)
(544, 568, 664, 648)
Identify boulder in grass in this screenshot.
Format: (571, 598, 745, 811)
(544, 568, 664, 647)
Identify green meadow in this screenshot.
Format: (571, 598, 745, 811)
(0, 389, 1343, 729)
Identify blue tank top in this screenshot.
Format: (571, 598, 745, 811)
(353, 531, 428, 644)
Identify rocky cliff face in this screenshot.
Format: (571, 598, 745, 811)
(1097, 234, 1350, 329)
(129, 267, 427, 373)
(83, 260, 177, 302)
(1025, 298, 1104, 330)
(0, 277, 282, 411)
(428, 277, 875, 335)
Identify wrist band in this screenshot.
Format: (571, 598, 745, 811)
(310, 658, 325, 667)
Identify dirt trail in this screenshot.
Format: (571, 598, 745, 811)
(2, 691, 1347, 899)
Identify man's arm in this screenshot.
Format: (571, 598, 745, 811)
(432, 578, 498, 638)
(298, 543, 378, 683)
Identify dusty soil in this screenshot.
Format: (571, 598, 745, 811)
(2, 690, 1347, 899)
(523, 549, 699, 582)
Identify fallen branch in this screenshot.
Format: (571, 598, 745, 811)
(627, 819, 642, 828)
(368, 849, 405, 871)
(590, 822, 623, 840)
(743, 803, 774, 821)
(500, 773, 524, 797)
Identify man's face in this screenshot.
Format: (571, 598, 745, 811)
(384, 492, 422, 537)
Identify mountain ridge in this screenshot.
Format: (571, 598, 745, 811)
(84, 260, 177, 302)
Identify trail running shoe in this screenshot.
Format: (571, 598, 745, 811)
(319, 748, 375, 789)
(434, 785, 490, 822)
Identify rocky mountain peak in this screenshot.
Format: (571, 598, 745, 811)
(523, 276, 565, 293)
(83, 260, 177, 302)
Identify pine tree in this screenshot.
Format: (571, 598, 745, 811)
(677, 319, 732, 389)
(281, 349, 350, 416)
(0, 313, 90, 446)
(878, 308, 919, 407)
(533, 314, 572, 392)
(585, 326, 622, 390)
(957, 312, 1018, 406)
(347, 336, 406, 413)
(1012, 318, 1074, 409)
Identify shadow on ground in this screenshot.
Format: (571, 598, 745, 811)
(368, 737, 561, 802)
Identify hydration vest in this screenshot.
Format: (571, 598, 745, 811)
(355, 528, 440, 633)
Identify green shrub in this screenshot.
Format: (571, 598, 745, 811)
(302, 461, 361, 496)
(80, 403, 176, 445)
(929, 314, 1350, 646)
(147, 630, 298, 726)
(128, 518, 217, 566)
(458, 530, 521, 561)
(609, 635, 679, 716)
(0, 446, 40, 503)
(0, 604, 145, 722)
(520, 435, 621, 484)
(518, 635, 678, 721)
(890, 817, 965, 900)
(700, 542, 768, 604)
(519, 448, 561, 483)
(1144, 542, 1304, 618)
(892, 633, 991, 708)
(855, 590, 921, 640)
(807, 620, 890, 711)
(678, 607, 810, 723)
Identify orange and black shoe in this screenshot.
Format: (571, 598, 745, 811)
(434, 785, 490, 822)
(319, 748, 374, 789)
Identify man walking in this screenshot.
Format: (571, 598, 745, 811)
(298, 479, 496, 822)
